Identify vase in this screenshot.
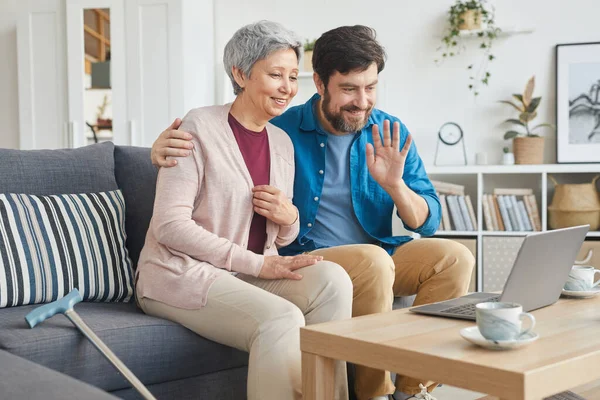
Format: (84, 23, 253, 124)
(502, 152, 515, 165)
(513, 137, 544, 164)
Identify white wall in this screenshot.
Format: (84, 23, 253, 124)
(0, 0, 19, 149)
(214, 0, 599, 165)
(1, 0, 599, 161)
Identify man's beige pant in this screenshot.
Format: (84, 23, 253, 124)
(137, 261, 353, 400)
(310, 238, 475, 400)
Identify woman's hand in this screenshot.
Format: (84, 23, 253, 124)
(151, 118, 194, 167)
(252, 185, 298, 226)
(259, 254, 324, 280)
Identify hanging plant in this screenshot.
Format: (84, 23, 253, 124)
(435, 0, 500, 96)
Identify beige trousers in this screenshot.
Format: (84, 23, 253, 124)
(310, 238, 475, 399)
(137, 261, 353, 400)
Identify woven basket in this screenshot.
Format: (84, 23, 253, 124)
(458, 10, 482, 30)
(548, 175, 600, 230)
(513, 137, 544, 164)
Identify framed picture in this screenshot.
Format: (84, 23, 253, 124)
(556, 42, 600, 163)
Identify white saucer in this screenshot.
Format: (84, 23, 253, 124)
(561, 287, 600, 299)
(460, 326, 539, 350)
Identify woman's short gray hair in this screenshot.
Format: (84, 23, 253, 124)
(224, 20, 302, 95)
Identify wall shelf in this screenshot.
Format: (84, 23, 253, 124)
(426, 164, 600, 174)
(457, 27, 534, 38)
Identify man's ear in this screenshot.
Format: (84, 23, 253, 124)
(314, 73, 326, 96)
(232, 66, 247, 91)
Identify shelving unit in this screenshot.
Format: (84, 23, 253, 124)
(422, 164, 600, 291)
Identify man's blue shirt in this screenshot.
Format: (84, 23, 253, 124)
(271, 93, 441, 256)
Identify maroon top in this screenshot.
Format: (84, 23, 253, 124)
(228, 113, 271, 254)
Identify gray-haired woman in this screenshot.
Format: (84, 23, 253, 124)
(136, 21, 352, 400)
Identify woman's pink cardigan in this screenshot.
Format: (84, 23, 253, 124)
(136, 104, 299, 309)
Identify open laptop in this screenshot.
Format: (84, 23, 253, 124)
(410, 225, 589, 320)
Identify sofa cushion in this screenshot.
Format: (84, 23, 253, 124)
(0, 142, 118, 195)
(0, 302, 249, 392)
(0, 190, 134, 308)
(0, 349, 118, 400)
(113, 146, 158, 269)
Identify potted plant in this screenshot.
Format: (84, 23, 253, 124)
(303, 39, 316, 72)
(436, 0, 500, 96)
(502, 146, 515, 165)
(96, 94, 112, 127)
(500, 76, 554, 164)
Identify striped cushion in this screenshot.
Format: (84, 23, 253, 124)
(0, 190, 133, 308)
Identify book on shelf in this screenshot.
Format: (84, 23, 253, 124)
(506, 197, 521, 231)
(457, 196, 474, 231)
(492, 188, 534, 196)
(439, 194, 452, 231)
(438, 194, 476, 232)
(482, 194, 493, 231)
(496, 195, 513, 231)
(446, 195, 466, 231)
(483, 193, 541, 232)
(486, 194, 499, 231)
(465, 195, 477, 231)
(517, 199, 533, 231)
(431, 180, 465, 196)
(492, 195, 505, 231)
(524, 194, 542, 231)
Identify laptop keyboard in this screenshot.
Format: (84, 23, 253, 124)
(440, 295, 500, 316)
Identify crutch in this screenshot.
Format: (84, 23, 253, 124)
(25, 289, 157, 400)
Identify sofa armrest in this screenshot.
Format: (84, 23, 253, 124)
(0, 350, 117, 400)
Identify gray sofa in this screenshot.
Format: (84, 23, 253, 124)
(0, 142, 413, 399)
(0, 143, 247, 399)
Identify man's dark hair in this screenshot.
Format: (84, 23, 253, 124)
(312, 25, 387, 87)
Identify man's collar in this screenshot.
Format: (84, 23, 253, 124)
(299, 93, 321, 132)
(299, 93, 376, 134)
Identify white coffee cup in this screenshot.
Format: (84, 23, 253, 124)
(475, 302, 536, 341)
(564, 265, 600, 291)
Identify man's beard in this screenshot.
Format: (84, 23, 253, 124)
(321, 90, 373, 133)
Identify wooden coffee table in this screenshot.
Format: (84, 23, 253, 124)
(301, 295, 600, 400)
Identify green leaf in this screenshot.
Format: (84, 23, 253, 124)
(498, 101, 525, 112)
(531, 123, 555, 131)
(504, 118, 526, 127)
(513, 94, 524, 104)
(527, 97, 541, 113)
(520, 111, 537, 122)
(504, 131, 521, 140)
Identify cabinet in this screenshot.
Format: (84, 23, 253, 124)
(404, 164, 600, 291)
(17, 0, 215, 150)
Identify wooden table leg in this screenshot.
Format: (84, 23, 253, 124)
(302, 351, 335, 400)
